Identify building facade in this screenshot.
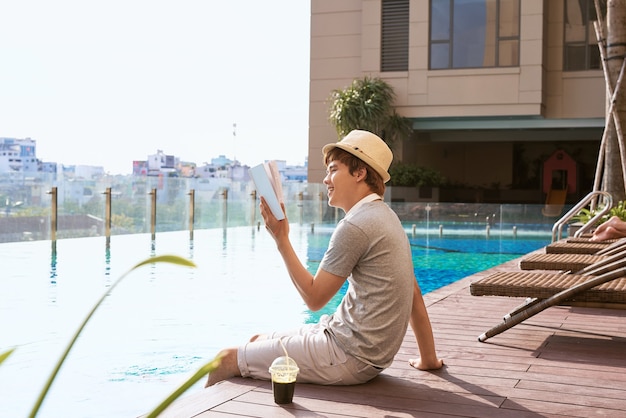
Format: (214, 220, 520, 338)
(0, 137, 38, 173)
(308, 0, 606, 202)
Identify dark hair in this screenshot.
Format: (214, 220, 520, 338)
(324, 147, 385, 195)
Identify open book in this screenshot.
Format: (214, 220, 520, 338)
(249, 160, 285, 220)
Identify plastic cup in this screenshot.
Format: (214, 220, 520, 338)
(268, 356, 299, 404)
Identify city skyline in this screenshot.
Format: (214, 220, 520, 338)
(0, 1, 311, 175)
(6, 137, 307, 172)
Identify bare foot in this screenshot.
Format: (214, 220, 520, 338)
(408, 357, 444, 371)
(204, 348, 239, 388)
(205, 367, 234, 387)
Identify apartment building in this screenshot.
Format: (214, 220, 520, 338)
(0, 137, 38, 173)
(308, 0, 606, 202)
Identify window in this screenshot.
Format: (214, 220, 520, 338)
(429, 0, 520, 69)
(381, 0, 410, 72)
(564, 0, 605, 71)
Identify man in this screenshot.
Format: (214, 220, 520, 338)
(205, 130, 442, 387)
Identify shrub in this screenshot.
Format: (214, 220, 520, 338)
(389, 163, 445, 188)
(573, 200, 626, 225)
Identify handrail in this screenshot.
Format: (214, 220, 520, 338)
(550, 190, 613, 242)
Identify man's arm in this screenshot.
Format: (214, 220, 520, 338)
(408, 281, 444, 370)
(260, 197, 345, 311)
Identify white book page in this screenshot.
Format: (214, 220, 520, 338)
(249, 163, 285, 220)
(266, 160, 284, 203)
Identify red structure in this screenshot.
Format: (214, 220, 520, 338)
(542, 150, 577, 194)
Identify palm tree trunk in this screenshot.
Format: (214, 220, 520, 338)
(602, 0, 626, 202)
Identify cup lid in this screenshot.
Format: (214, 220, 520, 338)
(270, 356, 298, 369)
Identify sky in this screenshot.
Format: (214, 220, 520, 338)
(0, 0, 310, 175)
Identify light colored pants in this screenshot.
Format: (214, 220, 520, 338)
(237, 321, 382, 385)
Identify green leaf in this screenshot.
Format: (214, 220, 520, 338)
(0, 348, 15, 365)
(132, 254, 196, 270)
(328, 76, 411, 145)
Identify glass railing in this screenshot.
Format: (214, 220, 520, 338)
(0, 172, 562, 243)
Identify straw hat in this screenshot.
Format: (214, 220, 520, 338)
(322, 130, 393, 183)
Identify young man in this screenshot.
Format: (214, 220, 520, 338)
(205, 130, 442, 387)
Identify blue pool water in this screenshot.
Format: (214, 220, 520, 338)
(0, 225, 550, 417)
(303, 226, 550, 323)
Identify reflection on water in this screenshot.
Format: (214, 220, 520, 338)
(104, 244, 111, 286)
(188, 238, 194, 261)
(49, 243, 57, 284)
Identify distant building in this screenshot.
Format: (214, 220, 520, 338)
(178, 161, 196, 177)
(40, 162, 58, 174)
(0, 137, 38, 173)
(61, 164, 105, 179)
(283, 157, 307, 182)
(211, 154, 233, 167)
(132, 160, 148, 176)
(147, 150, 178, 176)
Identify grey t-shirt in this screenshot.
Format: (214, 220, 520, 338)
(319, 199, 414, 368)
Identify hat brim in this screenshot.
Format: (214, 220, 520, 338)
(322, 142, 391, 183)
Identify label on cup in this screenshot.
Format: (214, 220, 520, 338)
(269, 365, 299, 383)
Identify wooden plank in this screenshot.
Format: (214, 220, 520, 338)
(149, 379, 262, 418)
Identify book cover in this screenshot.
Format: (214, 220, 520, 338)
(249, 161, 285, 220)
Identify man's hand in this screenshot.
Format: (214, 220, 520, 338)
(260, 197, 289, 242)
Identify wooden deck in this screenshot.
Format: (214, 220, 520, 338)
(154, 255, 626, 418)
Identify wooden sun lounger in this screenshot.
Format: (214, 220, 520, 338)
(545, 241, 611, 254)
(519, 253, 606, 271)
(470, 249, 626, 342)
(521, 239, 626, 270)
(471, 271, 626, 305)
(545, 237, 626, 254)
(565, 236, 619, 243)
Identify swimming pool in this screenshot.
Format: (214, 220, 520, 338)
(0, 225, 550, 417)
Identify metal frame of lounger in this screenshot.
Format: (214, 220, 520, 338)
(471, 249, 626, 342)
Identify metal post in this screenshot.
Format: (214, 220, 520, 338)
(298, 191, 304, 225)
(221, 189, 228, 228)
(318, 191, 324, 224)
(48, 187, 57, 242)
(104, 187, 112, 246)
(150, 188, 157, 241)
(188, 189, 195, 240)
(48, 187, 57, 253)
(250, 190, 257, 226)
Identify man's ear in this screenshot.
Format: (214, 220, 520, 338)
(355, 167, 367, 182)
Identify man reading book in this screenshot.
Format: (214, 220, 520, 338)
(205, 129, 443, 387)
